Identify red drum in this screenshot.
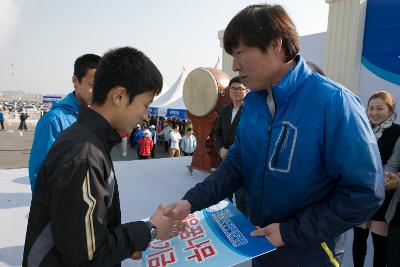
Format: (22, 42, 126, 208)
(183, 68, 231, 117)
(183, 68, 231, 172)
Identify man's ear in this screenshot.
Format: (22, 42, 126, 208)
(270, 38, 283, 53)
(111, 86, 127, 106)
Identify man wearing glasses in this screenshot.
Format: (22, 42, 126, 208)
(214, 76, 248, 216)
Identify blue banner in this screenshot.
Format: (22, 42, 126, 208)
(42, 95, 63, 104)
(165, 109, 187, 120)
(142, 200, 275, 267)
(149, 107, 158, 116)
(362, 0, 400, 85)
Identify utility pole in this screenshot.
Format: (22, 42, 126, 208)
(11, 63, 15, 99)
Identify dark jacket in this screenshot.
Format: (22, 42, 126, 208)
(213, 103, 243, 153)
(23, 106, 151, 267)
(378, 123, 400, 165)
(371, 123, 400, 220)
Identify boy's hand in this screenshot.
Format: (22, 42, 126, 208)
(150, 205, 186, 240)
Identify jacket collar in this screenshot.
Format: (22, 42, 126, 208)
(246, 55, 312, 109)
(271, 55, 312, 105)
(77, 105, 121, 153)
(52, 91, 81, 115)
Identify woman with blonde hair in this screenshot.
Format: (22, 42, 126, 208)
(353, 91, 400, 267)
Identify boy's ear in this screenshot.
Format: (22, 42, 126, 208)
(111, 87, 127, 106)
(72, 75, 79, 89)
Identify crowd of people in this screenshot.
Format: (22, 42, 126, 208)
(0, 105, 50, 132)
(123, 117, 197, 159)
(12, 3, 400, 267)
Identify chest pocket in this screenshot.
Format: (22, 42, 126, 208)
(269, 121, 298, 173)
(106, 170, 115, 208)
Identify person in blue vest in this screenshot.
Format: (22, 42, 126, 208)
(133, 124, 144, 158)
(163, 4, 384, 267)
(0, 107, 5, 130)
(28, 54, 101, 192)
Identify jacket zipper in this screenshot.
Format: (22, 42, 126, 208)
(271, 123, 288, 167)
(257, 88, 276, 224)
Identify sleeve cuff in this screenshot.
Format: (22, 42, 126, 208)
(279, 222, 293, 246)
(181, 196, 196, 214)
(125, 221, 152, 251)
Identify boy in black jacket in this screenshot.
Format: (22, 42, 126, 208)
(23, 47, 185, 267)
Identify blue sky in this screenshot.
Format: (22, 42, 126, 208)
(0, 0, 329, 95)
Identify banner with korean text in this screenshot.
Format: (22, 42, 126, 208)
(142, 200, 275, 267)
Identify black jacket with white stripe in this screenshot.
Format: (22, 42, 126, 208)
(23, 106, 151, 267)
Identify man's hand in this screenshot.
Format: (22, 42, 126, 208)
(219, 147, 229, 160)
(162, 200, 192, 221)
(250, 223, 285, 247)
(384, 172, 400, 190)
(149, 205, 186, 240)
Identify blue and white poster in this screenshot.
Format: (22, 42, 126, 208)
(361, 0, 400, 86)
(358, 0, 400, 107)
(141, 200, 275, 267)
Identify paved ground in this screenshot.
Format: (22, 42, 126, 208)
(0, 122, 36, 169)
(0, 121, 171, 169)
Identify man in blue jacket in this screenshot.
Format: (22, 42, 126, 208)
(163, 4, 384, 267)
(29, 53, 101, 191)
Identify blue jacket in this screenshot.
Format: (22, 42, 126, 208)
(29, 92, 80, 191)
(134, 130, 144, 144)
(184, 56, 384, 265)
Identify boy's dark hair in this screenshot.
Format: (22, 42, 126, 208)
(223, 4, 299, 62)
(229, 76, 244, 87)
(74, 54, 101, 82)
(93, 46, 163, 105)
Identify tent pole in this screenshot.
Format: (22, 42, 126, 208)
(156, 115, 160, 135)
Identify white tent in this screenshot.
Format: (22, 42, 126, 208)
(150, 68, 186, 108)
(153, 79, 170, 101)
(161, 96, 185, 110)
(157, 96, 187, 119)
(149, 68, 187, 118)
(214, 57, 222, 70)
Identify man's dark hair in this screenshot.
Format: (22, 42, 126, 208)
(229, 76, 244, 87)
(92, 46, 163, 105)
(73, 54, 101, 82)
(224, 4, 299, 62)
